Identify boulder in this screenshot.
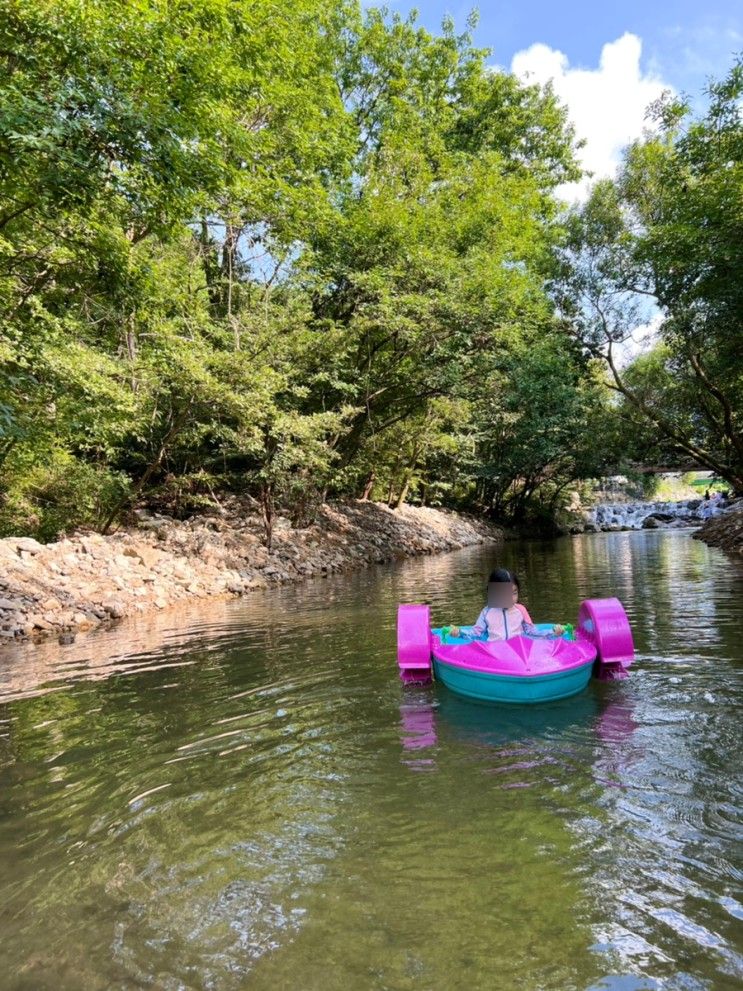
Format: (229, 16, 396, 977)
(642, 512, 678, 528)
(11, 537, 44, 555)
(79, 536, 107, 556)
(171, 561, 193, 580)
(101, 598, 126, 619)
(28, 614, 55, 630)
(123, 544, 163, 569)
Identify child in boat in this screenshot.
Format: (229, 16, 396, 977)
(450, 568, 564, 641)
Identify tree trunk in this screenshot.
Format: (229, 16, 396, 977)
(394, 472, 411, 509)
(260, 482, 274, 552)
(360, 472, 375, 501)
(101, 404, 191, 533)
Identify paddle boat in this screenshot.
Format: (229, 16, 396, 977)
(396, 598, 634, 704)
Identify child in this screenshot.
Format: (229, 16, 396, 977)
(450, 568, 563, 642)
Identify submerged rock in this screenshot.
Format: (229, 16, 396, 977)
(641, 512, 698, 529)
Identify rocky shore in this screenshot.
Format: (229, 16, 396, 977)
(694, 504, 743, 557)
(0, 500, 502, 647)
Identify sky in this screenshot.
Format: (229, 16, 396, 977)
(386, 1, 742, 198)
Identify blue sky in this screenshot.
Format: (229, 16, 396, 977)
(389, 1, 741, 96)
(385, 2, 742, 199)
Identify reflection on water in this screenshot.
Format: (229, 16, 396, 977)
(0, 531, 742, 990)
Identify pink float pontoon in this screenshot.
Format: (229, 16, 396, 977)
(397, 598, 634, 704)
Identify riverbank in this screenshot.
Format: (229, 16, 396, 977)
(0, 500, 502, 646)
(694, 504, 743, 557)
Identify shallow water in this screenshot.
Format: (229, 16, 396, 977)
(0, 531, 741, 991)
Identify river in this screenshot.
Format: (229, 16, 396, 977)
(0, 531, 741, 991)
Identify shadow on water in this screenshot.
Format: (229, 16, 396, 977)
(0, 531, 741, 990)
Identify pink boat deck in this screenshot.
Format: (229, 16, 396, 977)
(432, 634, 597, 677)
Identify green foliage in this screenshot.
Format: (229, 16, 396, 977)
(459, 335, 618, 523)
(0, 1, 642, 540)
(0, 445, 129, 540)
(558, 58, 743, 492)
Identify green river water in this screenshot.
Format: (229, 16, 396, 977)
(0, 530, 741, 990)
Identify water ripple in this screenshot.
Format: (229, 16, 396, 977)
(0, 533, 741, 991)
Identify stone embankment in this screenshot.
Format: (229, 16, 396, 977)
(582, 497, 730, 533)
(694, 504, 743, 557)
(0, 500, 501, 646)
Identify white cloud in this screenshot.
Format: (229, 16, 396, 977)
(616, 312, 664, 368)
(511, 33, 672, 200)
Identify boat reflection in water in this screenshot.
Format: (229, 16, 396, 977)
(399, 685, 438, 771)
(399, 683, 640, 786)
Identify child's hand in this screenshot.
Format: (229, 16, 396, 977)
(449, 626, 460, 638)
(553, 624, 565, 636)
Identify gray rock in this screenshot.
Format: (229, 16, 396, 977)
(12, 537, 44, 554)
(28, 615, 55, 630)
(101, 598, 126, 619)
(641, 516, 661, 529)
(124, 545, 163, 569)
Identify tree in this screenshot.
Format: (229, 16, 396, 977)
(2, 3, 621, 539)
(0, 0, 355, 536)
(557, 59, 743, 492)
(461, 334, 620, 526)
(302, 9, 579, 479)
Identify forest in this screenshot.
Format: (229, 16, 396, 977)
(1, 0, 741, 542)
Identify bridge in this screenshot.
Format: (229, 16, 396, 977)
(626, 463, 713, 475)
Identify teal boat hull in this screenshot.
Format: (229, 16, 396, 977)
(432, 657, 594, 704)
